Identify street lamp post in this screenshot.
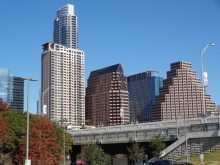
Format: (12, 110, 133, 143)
(133, 119, 136, 141)
(218, 105, 220, 130)
(183, 99, 188, 163)
(200, 43, 214, 117)
(22, 77, 37, 165)
(60, 118, 67, 165)
(176, 115, 181, 139)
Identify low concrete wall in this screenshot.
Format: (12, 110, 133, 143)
(163, 136, 220, 162)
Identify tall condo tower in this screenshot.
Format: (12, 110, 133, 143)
(41, 43, 85, 125)
(152, 61, 215, 121)
(127, 71, 163, 123)
(54, 4, 78, 49)
(85, 64, 129, 126)
(41, 4, 84, 125)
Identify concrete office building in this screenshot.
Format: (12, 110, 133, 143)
(0, 68, 24, 111)
(127, 71, 163, 122)
(85, 64, 129, 126)
(41, 43, 85, 125)
(54, 4, 78, 49)
(152, 61, 215, 121)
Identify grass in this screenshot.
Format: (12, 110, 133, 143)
(177, 150, 220, 165)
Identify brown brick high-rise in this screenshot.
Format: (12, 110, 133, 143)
(85, 64, 129, 126)
(152, 61, 215, 121)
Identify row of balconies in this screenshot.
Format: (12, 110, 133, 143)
(111, 84, 121, 87)
(110, 81, 121, 83)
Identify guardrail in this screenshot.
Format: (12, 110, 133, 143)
(68, 116, 220, 145)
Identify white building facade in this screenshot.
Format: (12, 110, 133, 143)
(41, 43, 85, 125)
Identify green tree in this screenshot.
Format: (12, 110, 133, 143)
(149, 134, 166, 157)
(82, 143, 111, 165)
(55, 121, 74, 158)
(2, 111, 27, 160)
(65, 131, 74, 156)
(127, 142, 146, 165)
(78, 119, 91, 125)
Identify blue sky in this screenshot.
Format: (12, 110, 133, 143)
(0, 0, 220, 114)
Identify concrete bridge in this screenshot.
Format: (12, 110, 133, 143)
(68, 116, 220, 164)
(68, 116, 220, 145)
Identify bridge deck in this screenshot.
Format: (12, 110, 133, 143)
(67, 116, 220, 145)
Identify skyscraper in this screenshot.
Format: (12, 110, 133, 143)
(0, 68, 24, 111)
(41, 43, 84, 125)
(85, 64, 129, 126)
(41, 4, 84, 125)
(54, 4, 78, 49)
(127, 71, 163, 122)
(152, 61, 215, 121)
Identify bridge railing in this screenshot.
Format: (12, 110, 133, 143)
(68, 116, 220, 145)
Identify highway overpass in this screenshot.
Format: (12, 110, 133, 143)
(68, 116, 220, 145)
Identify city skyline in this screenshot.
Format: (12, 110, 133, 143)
(0, 1, 219, 114)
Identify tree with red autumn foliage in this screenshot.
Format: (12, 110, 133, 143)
(0, 100, 12, 113)
(0, 114, 11, 165)
(0, 100, 12, 165)
(14, 116, 61, 165)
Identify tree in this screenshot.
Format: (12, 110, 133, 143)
(14, 116, 61, 165)
(82, 143, 111, 165)
(149, 134, 166, 157)
(65, 131, 74, 156)
(78, 119, 91, 129)
(78, 119, 91, 125)
(0, 114, 11, 165)
(56, 118, 74, 160)
(127, 142, 146, 165)
(0, 100, 12, 113)
(55, 125, 74, 157)
(2, 110, 27, 164)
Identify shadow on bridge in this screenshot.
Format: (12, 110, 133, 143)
(70, 141, 174, 164)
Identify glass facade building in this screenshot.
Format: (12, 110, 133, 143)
(11, 76, 24, 110)
(0, 69, 10, 103)
(127, 71, 163, 122)
(53, 4, 78, 49)
(0, 68, 24, 111)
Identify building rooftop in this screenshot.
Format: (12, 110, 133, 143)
(89, 63, 123, 78)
